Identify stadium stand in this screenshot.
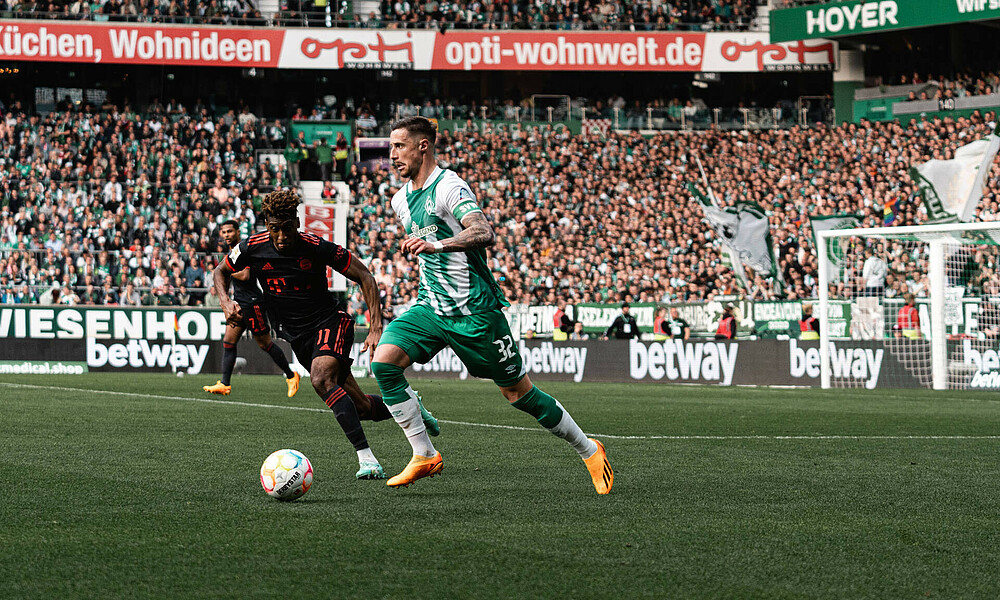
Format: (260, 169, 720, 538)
(0, 0, 757, 29)
(346, 114, 997, 310)
(0, 0, 263, 24)
(891, 72, 1000, 101)
(1, 96, 998, 316)
(374, 0, 757, 31)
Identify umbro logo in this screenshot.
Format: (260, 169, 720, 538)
(263, 263, 274, 270)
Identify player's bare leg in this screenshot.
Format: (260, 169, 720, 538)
(252, 332, 299, 397)
(371, 344, 442, 488)
(311, 355, 385, 479)
(501, 375, 612, 495)
(204, 323, 242, 395)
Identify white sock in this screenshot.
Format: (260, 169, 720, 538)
(548, 402, 598, 459)
(390, 388, 436, 458)
(357, 447, 377, 464)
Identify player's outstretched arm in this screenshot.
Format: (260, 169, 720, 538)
(341, 252, 382, 361)
(212, 262, 241, 325)
(401, 211, 495, 256)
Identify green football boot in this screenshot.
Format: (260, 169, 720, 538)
(356, 461, 387, 480)
(417, 394, 440, 437)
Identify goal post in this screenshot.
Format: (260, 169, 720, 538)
(816, 221, 1000, 390)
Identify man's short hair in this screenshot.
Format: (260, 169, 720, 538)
(391, 116, 437, 145)
(220, 219, 239, 230)
(262, 190, 301, 222)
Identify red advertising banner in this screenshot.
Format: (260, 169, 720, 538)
(430, 32, 707, 71)
(0, 20, 282, 66)
(297, 202, 350, 291)
(0, 21, 836, 72)
(430, 31, 836, 72)
(279, 29, 436, 70)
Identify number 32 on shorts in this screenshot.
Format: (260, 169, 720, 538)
(493, 335, 516, 363)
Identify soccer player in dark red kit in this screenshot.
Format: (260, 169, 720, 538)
(213, 190, 437, 479)
(203, 219, 300, 398)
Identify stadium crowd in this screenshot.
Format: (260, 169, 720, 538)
(0, 0, 756, 30)
(307, 93, 803, 138)
(348, 110, 1000, 310)
(2, 96, 999, 317)
(0, 98, 281, 306)
(892, 71, 1000, 100)
(373, 0, 756, 31)
(0, 0, 262, 24)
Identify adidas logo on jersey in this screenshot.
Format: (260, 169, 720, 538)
(263, 263, 274, 270)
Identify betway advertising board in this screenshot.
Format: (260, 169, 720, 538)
(347, 337, 922, 388)
(957, 338, 1000, 390)
(0, 22, 837, 72)
(0, 306, 226, 375)
(3, 305, 984, 389)
(771, 0, 1000, 43)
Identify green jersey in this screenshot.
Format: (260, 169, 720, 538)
(391, 166, 507, 317)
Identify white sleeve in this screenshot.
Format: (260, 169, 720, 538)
(389, 188, 406, 217)
(440, 174, 482, 220)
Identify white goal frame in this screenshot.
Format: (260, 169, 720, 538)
(817, 221, 1000, 390)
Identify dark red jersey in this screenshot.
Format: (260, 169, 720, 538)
(225, 231, 352, 339)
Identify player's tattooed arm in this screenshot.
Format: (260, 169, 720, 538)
(231, 268, 251, 282)
(400, 211, 495, 256)
(449, 211, 496, 251)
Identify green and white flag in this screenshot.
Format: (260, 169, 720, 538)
(910, 123, 1000, 222)
(809, 214, 861, 282)
(688, 182, 782, 291)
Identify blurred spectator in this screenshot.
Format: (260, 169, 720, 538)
(667, 307, 690, 341)
(715, 303, 737, 340)
(602, 302, 639, 340)
(315, 137, 334, 182)
(569, 321, 589, 340)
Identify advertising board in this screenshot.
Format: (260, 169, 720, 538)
(0, 22, 837, 73)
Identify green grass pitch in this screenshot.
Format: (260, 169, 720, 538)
(2, 373, 1000, 599)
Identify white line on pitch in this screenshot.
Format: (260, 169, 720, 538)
(4, 382, 1000, 442)
(0, 381, 330, 414)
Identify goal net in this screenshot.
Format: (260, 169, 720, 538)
(817, 222, 1000, 390)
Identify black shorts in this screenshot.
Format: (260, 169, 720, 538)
(289, 312, 355, 371)
(238, 301, 270, 337)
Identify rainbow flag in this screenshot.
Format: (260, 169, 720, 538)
(883, 196, 900, 226)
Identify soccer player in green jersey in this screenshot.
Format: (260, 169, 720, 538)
(370, 116, 613, 494)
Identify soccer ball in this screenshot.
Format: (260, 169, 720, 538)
(260, 449, 313, 501)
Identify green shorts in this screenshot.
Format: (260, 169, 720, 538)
(379, 303, 526, 387)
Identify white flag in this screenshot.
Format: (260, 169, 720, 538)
(910, 124, 1000, 222)
(810, 214, 861, 282)
(689, 183, 778, 280)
